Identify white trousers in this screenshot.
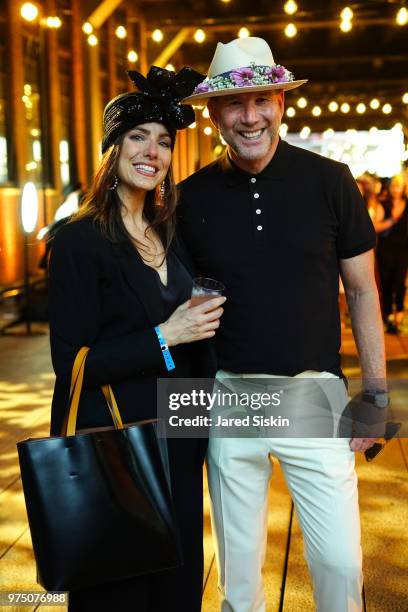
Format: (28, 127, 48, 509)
(207, 370, 363, 612)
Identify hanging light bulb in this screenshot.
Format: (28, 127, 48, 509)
(286, 107, 296, 117)
(194, 29, 206, 43)
(396, 7, 408, 26)
(382, 103, 392, 114)
(328, 101, 338, 112)
(356, 103, 366, 114)
(297, 97, 307, 108)
(284, 1, 298, 15)
(300, 126, 311, 139)
(115, 26, 127, 39)
(403, 92, 408, 104)
(340, 7, 353, 21)
(340, 102, 350, 113)
(152, 29, 163, 42)
(340, 20, 352, 32)
(202, 108, 210, 119)
(82, 22, 93, 34)
(189, 122, 197, 129)
(279, 123, 289, 137)
(370, 98, 380, 110)
(204, 126, 213, 136)
(323, 128, 334, 139)
(312, 105, 321, 116)
(165, 63, 175, 72)
(285, 23, 297, 37)
(128, 50, 138, 63)
(21, 3, 39, 22)
(238, 27, 250, 38)
(87, 34, 98, 46)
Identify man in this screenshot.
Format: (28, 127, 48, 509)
(178, 37, 387, 612)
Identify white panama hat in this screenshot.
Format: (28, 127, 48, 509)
(182, 37, 307, 104)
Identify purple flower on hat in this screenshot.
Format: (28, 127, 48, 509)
(267, 65, 289, 83)
(194, 81, 211, 93)
(230, 67, 254, 87)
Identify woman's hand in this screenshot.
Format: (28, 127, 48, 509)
(159, 297, 226, 346)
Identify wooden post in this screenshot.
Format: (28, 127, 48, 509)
(7, 0, 26, 184)
(71, 0, 88, 186)
(106, 17, 117, 99)
(44, 0, 61, 198)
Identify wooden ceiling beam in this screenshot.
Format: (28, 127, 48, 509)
(88, 0, 123, 29)
(152, 27, 193, 67)
(135, 17, 398, 31)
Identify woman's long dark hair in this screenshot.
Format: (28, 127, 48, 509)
(72, 139, 177, 262)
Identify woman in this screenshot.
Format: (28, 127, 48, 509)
(374, 174, 408, 333)
(48, 66, 225, 611)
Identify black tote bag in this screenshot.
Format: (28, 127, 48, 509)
(17, 347, 182, 592)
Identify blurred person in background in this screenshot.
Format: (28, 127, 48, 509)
(374, 174, 408, 333)
(356, 173, 380, 222)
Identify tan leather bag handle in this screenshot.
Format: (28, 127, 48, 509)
(62, 347, 124, 437)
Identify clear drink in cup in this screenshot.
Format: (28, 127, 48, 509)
(190, 277, 225, 308)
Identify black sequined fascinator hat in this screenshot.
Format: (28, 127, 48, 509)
(101, 66, 205, 154)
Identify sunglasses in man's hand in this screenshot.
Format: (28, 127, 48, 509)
(364, 421, 402, 462)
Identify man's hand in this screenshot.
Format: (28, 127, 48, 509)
(349, 437, 377, 452)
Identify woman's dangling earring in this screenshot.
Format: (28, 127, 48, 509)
(160, 182, 166, 201)
(109, 176, 119, 191)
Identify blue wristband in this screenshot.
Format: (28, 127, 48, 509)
(154, 326, 175, 371)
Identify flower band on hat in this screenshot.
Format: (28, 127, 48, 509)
(102, 65, 205, 153)
(193, 62, 295, 95)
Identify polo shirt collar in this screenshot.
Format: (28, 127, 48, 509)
(221, 138, 289, 187)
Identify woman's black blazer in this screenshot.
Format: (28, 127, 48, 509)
(48, 217, 216, 436)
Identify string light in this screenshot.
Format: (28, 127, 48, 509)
(328, 101, 338, 112)
(82, 22, 93, 34)
(194, 29, 206, 43)
(286, 107, 296, 117)
(340, 7, 353, 21)
(115, 26, 127, 39)
(152, 29, 163, 42)
(340, 6, 353, 32)
(340, 20, 352, 32)
(285, 23, 297, 37)
(284, 1, 298, 15)
(279, 123, 289, 137)
(300, 126, 311, 139)
(356, 103, 366, 114)
(202, 107, 210, 118)
(369, 126, 378, 135)
(21, 3, 38, 22)
(238, 27, 250, 38)
(382, 103, 392, 114)
(220, 0, 231, 3)
(189, 122, 197, 129)
(402, 92, 408, 104)
(370, 98, 380, 109)
(45, 16, 62, 28)
(87, 34, 98, 46)
(323, 128, 334, 139)
(204, 126, 213, 136)
(165, 63, 175, 71)
(312, 105, 321, 116)
(128, 50, 138, 63)
(396, 7, 408, 26)
(297, 97, 307, 108)
(340, 102, 350, 113)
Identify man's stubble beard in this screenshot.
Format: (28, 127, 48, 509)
(221, 123, 280, 161)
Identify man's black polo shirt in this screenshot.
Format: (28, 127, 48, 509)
(177, 139, 376, 376)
